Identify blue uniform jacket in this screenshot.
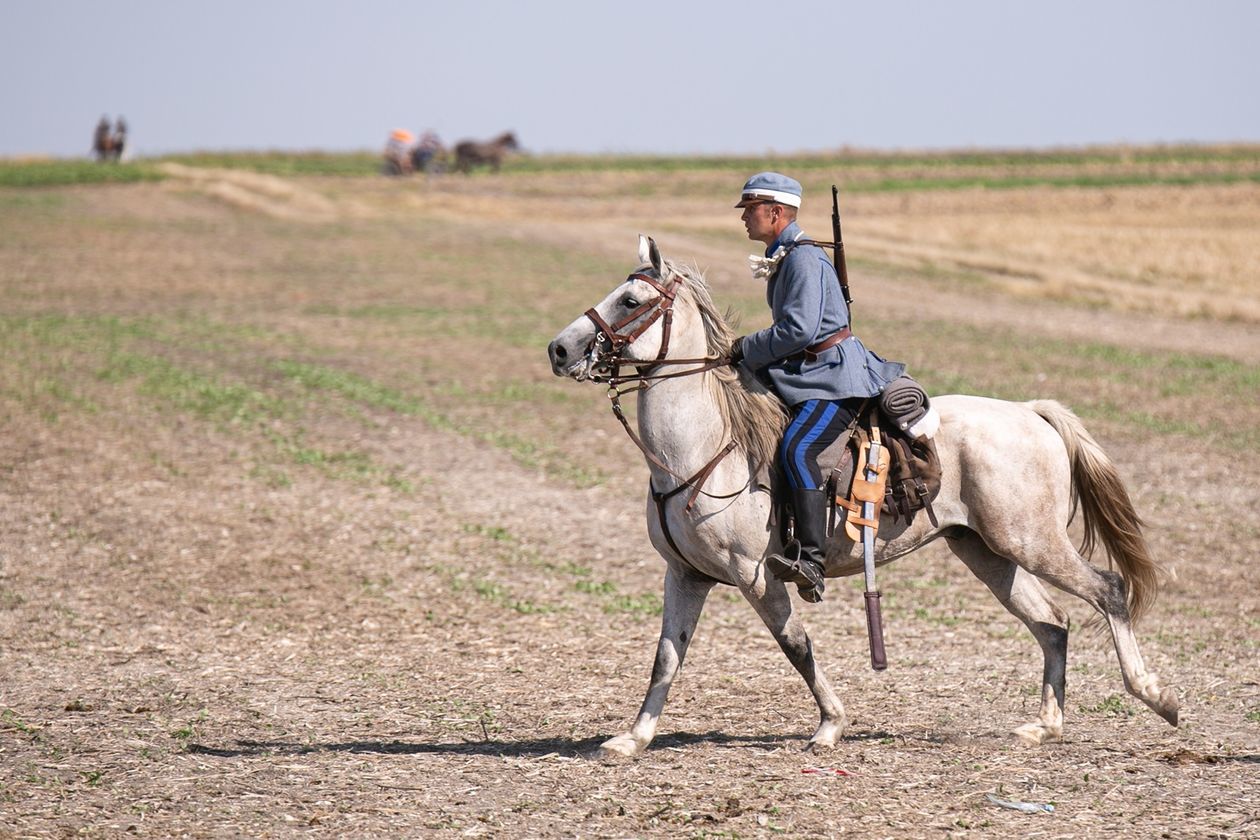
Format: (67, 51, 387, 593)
(738, 221, 905, 407)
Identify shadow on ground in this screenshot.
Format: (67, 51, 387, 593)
(185, 728, 916, 760)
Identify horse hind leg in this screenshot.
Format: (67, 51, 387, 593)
(989, 530, 1180, 728)
(1094, 566, 1180, 726)
(946, 529, 1069, 745)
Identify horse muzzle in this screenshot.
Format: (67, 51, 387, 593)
(547, 334, 604, 381)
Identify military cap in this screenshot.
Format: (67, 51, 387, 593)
(735, 171, 803, 208)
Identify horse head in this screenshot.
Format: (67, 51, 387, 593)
(548, 236, 707, 381)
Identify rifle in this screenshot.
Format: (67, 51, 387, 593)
(831, 184, 853, 315)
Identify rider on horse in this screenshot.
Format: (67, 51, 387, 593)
(728, 172, 905, 603)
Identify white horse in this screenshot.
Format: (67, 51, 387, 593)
(547, 236, 1179, 757)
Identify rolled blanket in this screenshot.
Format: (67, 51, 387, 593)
(879, 376, 930, 434)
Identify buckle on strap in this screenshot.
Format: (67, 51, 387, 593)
(789, 327, 853, 362)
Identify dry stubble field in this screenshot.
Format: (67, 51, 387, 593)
(1, 151, 1258, 838)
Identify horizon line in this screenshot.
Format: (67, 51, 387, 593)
(5, 139, 1260, 164)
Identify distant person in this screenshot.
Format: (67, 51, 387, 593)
(727, 172, 906, 603)
(110, 117, 127, 161)
(92, 116, 112, 162)
(410, 130, 444, 173)
(382, 128, 415, 176)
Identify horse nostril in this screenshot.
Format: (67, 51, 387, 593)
(550, 341, 567, 362)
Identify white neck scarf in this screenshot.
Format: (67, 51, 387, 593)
(747, 230, 804, 281)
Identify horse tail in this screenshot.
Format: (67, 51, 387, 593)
(1029, 399, 1162, 624)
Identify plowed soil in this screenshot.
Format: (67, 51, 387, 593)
(1, 163, 1257, 838)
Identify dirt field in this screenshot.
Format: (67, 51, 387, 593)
(1, 158, 1258, 838)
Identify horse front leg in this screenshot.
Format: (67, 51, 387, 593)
(598, 564, 713, 758)
(737, 562, 848, 750)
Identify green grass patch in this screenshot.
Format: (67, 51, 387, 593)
(467, 578, 559, 615)
(844, 170, 1260, 194)
(462, 523, 516, 542)
(4, 147, 1257, 195)
(274, 359, 607, 486)
(170, 710, 208, 743)
(0, 191, 68, 210)
(274, 359, 422, 414)
(1065, 342, 1260, 392)
(1, 708, 38, 735)
(0, 313, 159, 347)
(0, 315, 421, 485)
(499, 145, 1260, 176)
(263, 429, 379, 481)
(574, 579, 617, 596)
(102, 351, 280, 425)
(0, 160, 164, 188)
(156, 151, 381, 177)
(0, 315, 156, 420)
(1080, 694, 1135, 717)
(913, 607, 963, 627)
(248, 464, 292, 488)
(603, 592, 664, 617)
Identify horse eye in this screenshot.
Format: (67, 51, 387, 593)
(623, 296, 640, 308)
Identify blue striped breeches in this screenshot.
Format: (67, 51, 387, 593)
(780, 398, 864, 490)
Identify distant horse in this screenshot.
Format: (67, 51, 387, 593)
(453, 131, 519, 173)
(547, 235, 1179, 757)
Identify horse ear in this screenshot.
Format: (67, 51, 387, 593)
(637, 234, 652, 266)
(637, 235, 663, 273)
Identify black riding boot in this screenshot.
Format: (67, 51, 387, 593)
(766, 489, 829, 603)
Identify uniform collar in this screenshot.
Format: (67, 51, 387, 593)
(766, 221, 804, 257)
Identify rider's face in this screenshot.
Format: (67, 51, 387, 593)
(741, 201, 782, 245)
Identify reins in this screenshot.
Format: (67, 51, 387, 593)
(583, 269, 755, 561)
(600, 360, 741, 511)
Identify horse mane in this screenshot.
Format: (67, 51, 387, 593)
(659, 258, 788, 470)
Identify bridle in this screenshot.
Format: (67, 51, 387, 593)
(582, 269, 752, 564)
(583, 271, 681, 363)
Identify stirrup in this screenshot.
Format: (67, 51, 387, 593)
(765, 546, 826, 603)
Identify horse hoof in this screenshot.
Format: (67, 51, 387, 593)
(1157, 688, 1180, 727)
(1013, 722, 1062, 746)
(804, 719, 846, 751)
(597, 733, 643, 758)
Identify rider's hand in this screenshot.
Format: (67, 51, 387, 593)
(729, 336, 745, 366)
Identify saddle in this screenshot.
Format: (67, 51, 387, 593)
(772, 377, 942, 542)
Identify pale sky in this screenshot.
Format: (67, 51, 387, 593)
(3, 0, 1258, 158)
